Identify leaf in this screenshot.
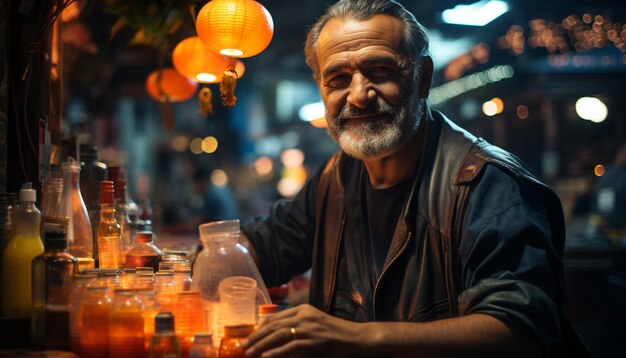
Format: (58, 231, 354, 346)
(129, 29, 150, 45)
(109, 18, 127, 41)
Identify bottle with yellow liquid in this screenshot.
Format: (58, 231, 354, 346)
(98, 181, 121, 268)
(1, 183, 45, 317)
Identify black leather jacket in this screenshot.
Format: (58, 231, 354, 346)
(244, 110, 589, 356)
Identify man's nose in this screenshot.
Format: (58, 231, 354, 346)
(346, 73, 376, 109)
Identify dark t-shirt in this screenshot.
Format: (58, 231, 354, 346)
(331, 163, 413, 321)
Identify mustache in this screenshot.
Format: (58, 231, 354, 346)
(335, 99, 397, 121)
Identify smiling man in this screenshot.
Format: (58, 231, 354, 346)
(240, 0, 589, 357)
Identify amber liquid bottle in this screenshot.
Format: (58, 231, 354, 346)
(149, 312, 181, 358)
(97, 181, 121, 268)
(125, 231, 162, 271)
(31, 229, 78, 350)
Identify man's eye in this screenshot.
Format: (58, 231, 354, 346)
(327, 74, 350, 87)
(370, 67, 393, 77)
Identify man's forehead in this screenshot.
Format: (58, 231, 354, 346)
(316, 14, 405, 64)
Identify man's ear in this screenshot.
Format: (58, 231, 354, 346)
(418, 55, 433, 99)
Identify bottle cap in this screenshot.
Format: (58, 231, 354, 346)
(99, 181, 115, 204)
(193, 332, 212, 345)
(223, 324, 255, 338)
(259, 304, 278, 314)
(44, 230, 67, 250)
(154, 312, 175, 332)
(62, 157, 81, 172)
(135, 231, 153, 243)
(19, 182, 36, 202)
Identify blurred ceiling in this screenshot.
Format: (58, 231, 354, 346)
(64, 0, 626, 107)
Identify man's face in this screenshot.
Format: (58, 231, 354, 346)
(315, 15, 423, 160)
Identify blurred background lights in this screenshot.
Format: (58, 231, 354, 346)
(190, 138, 203, 154)
(171, 135, 189, 152)
(516, 105, 529, 119)
(575, 97, 608, 123)
(254, 156, 274, 177)
(276, 177, 302, 198)
(594, 164, 606, 177)
(482, 97, 503, 116)
(299, 102, 325, 122)
(441, 0, 510, 27)
(280, 148, 305, 168)
(210, 169, 228, 187)
(201, 136, 218, 154)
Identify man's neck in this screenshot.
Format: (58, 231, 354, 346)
(363, 113, 429, 189)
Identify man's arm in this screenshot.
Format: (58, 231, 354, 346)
(243, 304, 540, 358)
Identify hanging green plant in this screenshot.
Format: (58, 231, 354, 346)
(103, 0, 197, 46)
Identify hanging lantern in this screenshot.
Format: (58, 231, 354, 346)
(172, 37, 229, 84)
(196, 0, 274, 58)
(145, 68, 198, 102)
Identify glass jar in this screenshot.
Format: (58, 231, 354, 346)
(79, 286, 112, 358)
(137, 289, 162, 352)
(109, 288, 145, 357)
(125, 231, 162, 271)
(175, 291, 208, 355)
(218, 324, 255, 358)
(69, 274, 98, 356)
(191, 220, 270, 346)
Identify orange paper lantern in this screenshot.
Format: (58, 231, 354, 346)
(196, 0, 274, 58)
(145, 68, 197, 102)
(173, 36, 229, 84)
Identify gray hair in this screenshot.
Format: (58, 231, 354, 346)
(304, 0, 430, 80)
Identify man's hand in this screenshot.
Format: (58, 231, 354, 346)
(243, 304, 364, 357)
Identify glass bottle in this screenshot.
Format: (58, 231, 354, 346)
(125, 231, 162, 271)
(62, 157, 94, 262)
(98, 181, 121, 268)
(114, 178, 133, 264)
(1, 183, 44, 317)
(0, 192, 18, 311)
(40, 177, 69, 235)
(80, 145, 107, 267)
(31, 229, 78, 350)
(218, 324, 255, 358)
(79, 286, 112, 358)
(191, 220, 270, 345)
(109, 288, 145, 357)
(189, 332, 217, 358)
(149, 312, 181, 358)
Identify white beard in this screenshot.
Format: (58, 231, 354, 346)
(326, 91, 424, 160)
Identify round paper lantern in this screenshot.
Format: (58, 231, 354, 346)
(146, 68, 198, 102)
(173, 36, 230, 84)
(196, 0, 274, 58)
